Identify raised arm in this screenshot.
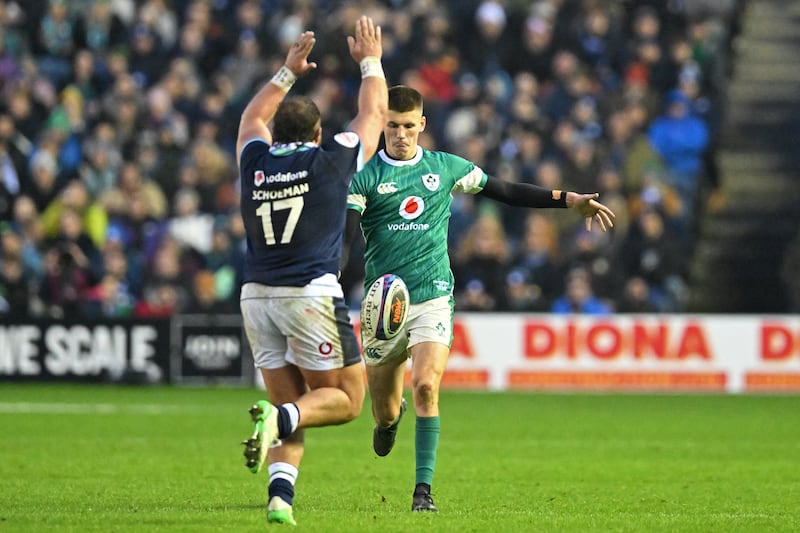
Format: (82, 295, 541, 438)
(345, 16, 388, 162)
(479, 177, 616, 232)
(235, 31, 318, 161)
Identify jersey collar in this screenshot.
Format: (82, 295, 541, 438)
(270, 141, 318, 156)
(378, 146, 423, 166)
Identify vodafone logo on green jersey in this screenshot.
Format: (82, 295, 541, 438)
(398, 196, 424, 220)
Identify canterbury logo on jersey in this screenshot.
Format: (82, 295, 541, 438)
(377, 182, 398, 194)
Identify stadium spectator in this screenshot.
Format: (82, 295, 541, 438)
(80, 119, 122, 196)
(463, 1, 511, 78)
(617, 275, 658, 313)
(504, 11, 556, 81)
(35, 0, 77, 90)
(647, 88, 709, 243)
(203, 216, 244, 304)
(24, 149, 61, 213)
(453, 211, 512, 311)
(10, 195, 45, 281)
(133, 278, 180, 318)
(0, 0, 745, 317)
(0, 223, 29, 315)
(41, 178, 107, 249)
(182, 268, 235, 314)
(561, 223, 620, 303)
(0, 114, 25, 198)
(104, 231, 141, 295)
(37, 238, 93, 320)
(505, 212, 563, 311)
(81, 273, 135, 318)
(551, 265, 611, 314)
(167, 186, 214, 255)
(619, 207, 688, 311)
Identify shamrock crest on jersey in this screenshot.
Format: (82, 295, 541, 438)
(422, 173, 440, 191)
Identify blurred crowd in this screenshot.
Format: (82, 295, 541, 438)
(0, 0, 746, 319)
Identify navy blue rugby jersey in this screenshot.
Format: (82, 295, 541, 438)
(239, 132, 363, 286)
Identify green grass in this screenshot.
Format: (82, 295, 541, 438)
(1, 385, 799, 532)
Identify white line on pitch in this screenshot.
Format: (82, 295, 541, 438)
(0, 402, 216, 415)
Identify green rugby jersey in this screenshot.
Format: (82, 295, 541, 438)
(348, 147, 488, 304)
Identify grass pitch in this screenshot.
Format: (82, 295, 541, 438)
(1, 384, 798, 532)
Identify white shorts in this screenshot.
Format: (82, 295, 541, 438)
(241, 277, 361, 371)
(361, 295, 454, 367)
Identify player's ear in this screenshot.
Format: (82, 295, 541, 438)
(420, 116, 426, 132)
(314, 127, 322, 144)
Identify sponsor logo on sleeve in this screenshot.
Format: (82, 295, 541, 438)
(334, 132, 360, 147)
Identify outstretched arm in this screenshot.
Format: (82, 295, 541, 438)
(235, 31, 318, 161)
(340, 209, 363, 274)
(345, 16, 388, 163)
(479, 176, 616, 232)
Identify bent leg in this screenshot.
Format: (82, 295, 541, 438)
(261, 366, 308, 468)
(366, 358, 407, 427)
(259, 365, 307, 518)
(294, 362, 366, 427)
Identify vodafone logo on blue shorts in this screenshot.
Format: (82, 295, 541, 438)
(399, 196, 424, 220)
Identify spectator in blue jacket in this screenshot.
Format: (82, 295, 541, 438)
(551, 266, 611, 314)
(647, 88, 709, 242)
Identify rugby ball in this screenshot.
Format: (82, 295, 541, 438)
(361, 274, 409, 340)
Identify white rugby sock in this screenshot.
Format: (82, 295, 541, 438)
(268, 462, 298, 486)
(281, 402, 300, 433)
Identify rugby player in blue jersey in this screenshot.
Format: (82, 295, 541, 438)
(345, 85, 616, 512)
(236, 17, 387, 526)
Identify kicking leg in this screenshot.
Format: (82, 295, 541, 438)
(367, 358, 407, 456)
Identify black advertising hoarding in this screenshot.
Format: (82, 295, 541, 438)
(171, 314, 254, 385)
(0, 318, 171, 383)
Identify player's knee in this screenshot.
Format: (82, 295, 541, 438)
(343, 394, 363, 421)
(375, 400, 401, 426)
(342, 384, 365, 421)
(412, 379, 438, 406)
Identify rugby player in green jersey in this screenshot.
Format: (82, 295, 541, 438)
(345, 85, 615, 512)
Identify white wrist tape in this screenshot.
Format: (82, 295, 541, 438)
(359, 56, 385, 79)
(270, 65, 297, 92)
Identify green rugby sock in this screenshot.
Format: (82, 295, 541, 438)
(414, 416, 440, 486)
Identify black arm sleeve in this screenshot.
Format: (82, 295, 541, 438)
(340, 209, 363, 272)
(477, 176, 568, 208)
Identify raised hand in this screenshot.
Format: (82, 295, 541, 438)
(347, 15, 383, 63)
(285, 31, 317, 77)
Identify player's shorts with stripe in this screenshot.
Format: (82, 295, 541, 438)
(361, 295, 454, 367)
(241, 274, 361, 371)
